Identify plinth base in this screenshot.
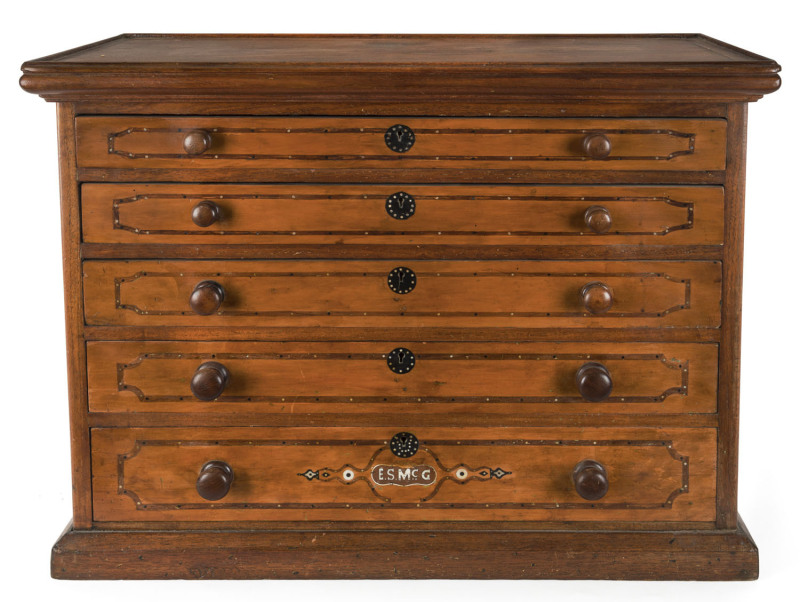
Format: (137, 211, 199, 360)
(52, 517, 758, 580)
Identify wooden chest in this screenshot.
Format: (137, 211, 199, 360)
(20, 34, 781, 580)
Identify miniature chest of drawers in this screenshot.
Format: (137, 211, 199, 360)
(20, 34, 780, 580)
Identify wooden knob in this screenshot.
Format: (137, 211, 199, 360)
(192, 200, 221, 227)
(573, 459, 609, 501)
(575, 362, 613, 402)
(191, 361, 230, 401)
(582, 133, 612, 159)
(183, 130, 212, 155)
(584, 205, 612, 234)
(189, 280, 225, 315)
(196, 460, 234, 501)
(580, 281, 613, 314)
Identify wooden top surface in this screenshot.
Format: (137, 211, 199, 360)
(20, 34, 781, 103)
(28, 34, 774, 66)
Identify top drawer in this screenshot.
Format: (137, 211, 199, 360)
(75, 117, 727, 173)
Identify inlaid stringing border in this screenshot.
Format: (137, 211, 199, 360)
(107, 126, 696, 162)
(111, 193, 694, 237)
(117, 437, 689, 511)
(113, 270, 691, 318)
(115, 352, 688, 404)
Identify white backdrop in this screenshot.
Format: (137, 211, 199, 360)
(2, 1, 797, 599)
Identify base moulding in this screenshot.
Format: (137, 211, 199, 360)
(52, 515, 758, 580)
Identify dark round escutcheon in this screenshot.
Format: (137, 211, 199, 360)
(384, 124, 415, 153)
(387, 266, 416, 294)
(387, 347, 416, 374)
(390, 432, 419, 458)
(385, 191, 416, 220)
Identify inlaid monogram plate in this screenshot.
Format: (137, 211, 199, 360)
(371, 465, 437, 486)
(298, 432, 510, 503)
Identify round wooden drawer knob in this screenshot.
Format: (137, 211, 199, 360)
(191, 361, 231, 401)
(580, 281, 613, 314)
(575, 362, 613, 402)
(573, 459, 609, 501)
(582, 133, 612, 159)
(584, 205, 612, 234)
(183, 129, 212, 155)
(196, 460, 234, 501)
(192, 200, 221, 227)
(189, 280, 225, 315)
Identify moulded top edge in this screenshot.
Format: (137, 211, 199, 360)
(19, 34, 781, 103)
(21, 33, 780, 68)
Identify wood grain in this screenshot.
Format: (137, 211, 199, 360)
(81, 184, 724, 247)
(86, 341, 717, 415)
(20, 34, 781, 104)
(75, 519, 721, 532)
(67, 99, 734, 118)
(80, 243, 725, 261)
(82, 259, 722, 328)
(31, 34, 773, 65)
(82, 326, 721, 344)
(18, 33, 781, 581)
(91, 426, 716, 523)
(51, 518, 759, 580)
(76, 167, 728, 185)
(76, 116, 727, 172)
(57, 104, 92, 529)
(85, 412, 719, 430)
(717, 103, 747, 528)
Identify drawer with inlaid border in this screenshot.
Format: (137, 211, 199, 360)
(82, 260, 722, 329)
(86, 341, 717, 415)
(81, 184, 724, 247)
(75, 117, 727, 173)
(91, 426, 716, 523)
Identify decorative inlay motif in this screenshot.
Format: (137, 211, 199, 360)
(117, 437, 688, 510)
(115, 352, 688, 404)
(296, 440, 511, 503)
(111, 193, 693, 237)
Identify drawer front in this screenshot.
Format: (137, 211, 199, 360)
(82, 184, 724, 247)
(87, 341, 717, 415)
(83, 260, 721, 328)
(76, 117, 726, 172)
(91, 426, 716, 523)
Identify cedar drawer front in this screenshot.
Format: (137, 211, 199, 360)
(82, 184, 724, 247)
(87, 341, 717, 415)
(91, 426, 716, 523)
(83, 259, 721, 328)
(75, 117, 727, 172)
